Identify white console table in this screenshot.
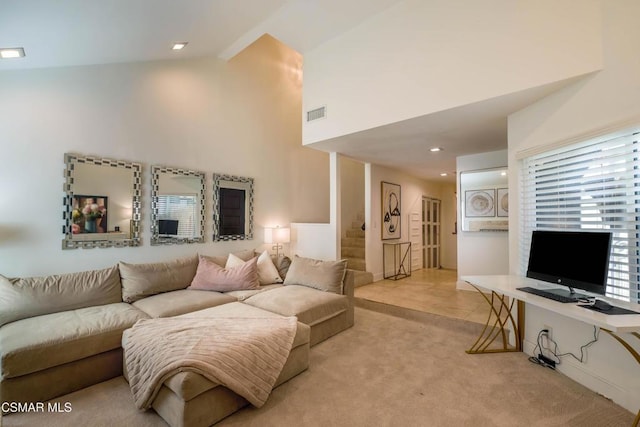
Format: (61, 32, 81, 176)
(462, 275, 640, 427)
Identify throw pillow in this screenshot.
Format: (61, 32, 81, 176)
(274, 256, 292, 280)
(256, 251, 284, 285)
(0, 266, 122, 327)
(226, 251, 283, 285)
(201, 249, 257, 268)
(283, 256, 347, 294)
(189, 255, 260, 292)
(119, 256, 199, 303)
(271, 256, 291, 280)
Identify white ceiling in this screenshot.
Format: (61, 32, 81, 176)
(0, 0, 578, 183)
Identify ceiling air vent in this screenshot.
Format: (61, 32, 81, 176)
(306, 106, 326, 122)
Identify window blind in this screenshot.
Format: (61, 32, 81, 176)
(157, 194, 197, 238)
(520, 130, 640, 303)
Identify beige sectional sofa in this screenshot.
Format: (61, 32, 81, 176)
(0, 251, 355, 426)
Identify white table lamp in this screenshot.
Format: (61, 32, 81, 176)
(264, 226, 290, 258)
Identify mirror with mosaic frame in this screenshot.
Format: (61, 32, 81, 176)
(62, 153, 142, 249)
(151, 165, 206, 245)
(212, 174, 254, 241)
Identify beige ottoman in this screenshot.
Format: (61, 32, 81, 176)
(123, 302, 310, 427)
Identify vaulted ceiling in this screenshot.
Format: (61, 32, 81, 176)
(0, 0, 580, 182)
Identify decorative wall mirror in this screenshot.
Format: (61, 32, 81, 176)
(212, 174, 254, 241)
(151, 165, 206, 245)
(62, 153, 141, 249)
(460, 167, 508, 232)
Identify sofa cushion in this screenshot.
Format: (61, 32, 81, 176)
(283, 256, 347, 294)
(189, 256, 259, 292)
(0, 265, 121, 327)
(119, 256, 198, 303)
(0, 303, 148, 379)
(243, 285, 350, 327)
(132, 289, 236, 318)
(225, 284, 282, 301)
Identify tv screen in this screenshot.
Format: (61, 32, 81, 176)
(526, 230, 612, 296)
(158, 219, 179, 236)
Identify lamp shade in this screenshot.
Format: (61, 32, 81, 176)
(264, 227, 290, 244)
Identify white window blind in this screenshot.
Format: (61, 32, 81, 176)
(520, 130, 640, 303)
(157, 194, 197, 238)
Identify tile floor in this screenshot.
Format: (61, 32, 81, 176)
(354, 268, 492, 325)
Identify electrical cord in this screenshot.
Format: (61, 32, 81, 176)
(528, 326, 600, 368)
(544, 326, 599, 363)
(529, 330, 555, 369)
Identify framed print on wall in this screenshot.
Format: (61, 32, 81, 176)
(381, 181, 401, 240)
(464, 189, 495, 218)
(497, 188, 508, 217)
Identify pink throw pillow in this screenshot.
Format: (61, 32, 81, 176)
(189, 255, 260, 292)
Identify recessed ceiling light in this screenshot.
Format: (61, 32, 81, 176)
(0, 47, 25, 59)
(172, 42, 188, 51)
(501, 171, 507, 176)
(440, 173, 448, 177)
(429, 147, 442, 152)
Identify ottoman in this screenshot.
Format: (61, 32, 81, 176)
(123, 302, 310, 427)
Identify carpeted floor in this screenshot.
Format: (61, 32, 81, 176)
(3, 304, 634, 427)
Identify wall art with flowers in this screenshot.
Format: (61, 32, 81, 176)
(72, 195, 108, 234)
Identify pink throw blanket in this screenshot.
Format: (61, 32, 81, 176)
(123, 316, 298, 409)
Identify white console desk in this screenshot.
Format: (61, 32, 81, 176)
(462, 275, 640, 427)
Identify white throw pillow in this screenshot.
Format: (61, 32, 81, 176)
(226, 251, 283, 285)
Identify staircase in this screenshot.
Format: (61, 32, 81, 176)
(341, 214, 374, 287)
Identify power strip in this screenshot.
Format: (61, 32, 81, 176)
(537, 353, 556, 369)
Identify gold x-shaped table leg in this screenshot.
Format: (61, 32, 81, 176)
(466, 284, 638, 426)
(466, 284, 524, 354)
(601, 330, 640, 427)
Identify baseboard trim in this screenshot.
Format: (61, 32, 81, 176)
(523, 339, 637, 414)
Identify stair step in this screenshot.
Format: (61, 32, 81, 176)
(342, 247, 365, 258)
(346, 229, 365, 238)
(341, 237, 365, 248)
(351, 221, 365, 230)
(352, 270, 374, 288)
(345, 258, 366, 271)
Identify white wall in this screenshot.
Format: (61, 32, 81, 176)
(456, 150, 509, 289)
(366, 164, 452, 280)
(302, 0, 602, 145)
(0, 35, 329, 277)
(290, 223, 335, 260)
(508, 0, 640, 414)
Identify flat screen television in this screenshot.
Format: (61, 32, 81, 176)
(158, 219, 179, 236)
(526, 230, 612, 298)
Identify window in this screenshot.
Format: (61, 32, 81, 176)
(520, 129, 640, 303)
(157, 194, 198, 238)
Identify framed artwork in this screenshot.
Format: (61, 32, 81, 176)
(381, 181, 401, 240)
(497, 188, 508, 217)
(465, 190, 495, 217)
(72, 195, 108, 234)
